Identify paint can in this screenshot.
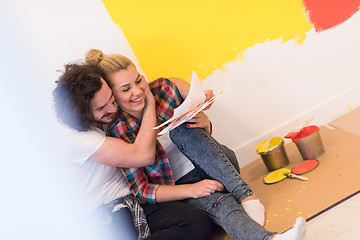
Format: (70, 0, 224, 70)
(257, 137, 290, 172)
(292, 126, 325, 160)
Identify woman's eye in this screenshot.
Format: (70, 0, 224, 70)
(122, 87, 130, 92)
(136, 78, 142, 84)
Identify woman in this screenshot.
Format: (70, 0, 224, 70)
(85, 49, 306, 240)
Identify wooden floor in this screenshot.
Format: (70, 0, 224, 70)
(210, 108, 360, 239)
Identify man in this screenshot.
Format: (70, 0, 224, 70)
(52, 63, 212, 240)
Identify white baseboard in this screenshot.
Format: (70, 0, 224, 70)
(236, 83, 360, 168)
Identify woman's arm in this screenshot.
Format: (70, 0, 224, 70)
(168, 77, 190, 99)
(120, 165, 224, 204)
(155, 179, 225, 203)
(169, 77, 215, 104)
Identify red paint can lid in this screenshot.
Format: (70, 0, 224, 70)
(292, 125, 319, 141)
(291, 159, 319, 175)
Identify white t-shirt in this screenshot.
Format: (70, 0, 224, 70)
(157, 132, 195, 182)
(61, 126, 130, 212)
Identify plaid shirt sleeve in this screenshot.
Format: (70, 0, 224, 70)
(149, 78, 183, 123)
(109, 78, 181, 205)
(120, 167, 160, 204)
(109, 117, 161, 204)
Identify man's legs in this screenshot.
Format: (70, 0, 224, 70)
(143, 201, 212, 240)
(95, 207, 138, 240)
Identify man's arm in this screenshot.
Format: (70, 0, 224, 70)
(89, 84, 157, 168)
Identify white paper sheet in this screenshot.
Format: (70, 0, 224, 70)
(154, 70, 225, 135)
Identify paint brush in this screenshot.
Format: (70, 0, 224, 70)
(256, 135, 273, 154)
(285, 172, 308, 181)
(264, 168, 309, 184)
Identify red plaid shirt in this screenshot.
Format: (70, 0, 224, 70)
(109, 78, 183, 204)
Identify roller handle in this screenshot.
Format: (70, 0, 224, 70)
(285, 172, 309, 181)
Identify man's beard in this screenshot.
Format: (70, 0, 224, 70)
(91, 113, 116, 126)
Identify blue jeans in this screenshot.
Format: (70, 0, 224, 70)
(170, 123, 253, 202)
(170, 124, 276, 240)
(177, 170, 274, 240)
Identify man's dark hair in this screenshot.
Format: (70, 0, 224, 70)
(53, 63, 106, 131)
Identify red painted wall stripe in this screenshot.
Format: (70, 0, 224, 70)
(303, 0, 360, 32)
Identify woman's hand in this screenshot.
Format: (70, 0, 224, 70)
(203, 89, 215, 111)
(143, 83, 155, 110)
(189, 179, 225, 198)
(155, 180, 225, 202)
(186, 111, 211, 134)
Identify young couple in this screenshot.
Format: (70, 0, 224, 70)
(53, 49, 306, 240)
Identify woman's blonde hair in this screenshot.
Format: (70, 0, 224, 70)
(85, 49, 136, 86)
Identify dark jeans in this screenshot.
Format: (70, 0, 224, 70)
(142, 201, 212, 240)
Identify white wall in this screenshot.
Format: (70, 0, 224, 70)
(3, 0, 140, 98)
(3, 0, 360, 161)
(1, 2, 359, 237)
(0, 1, 135, 239)
(2, 0, 359, 163)
(203, 12, 360, 167)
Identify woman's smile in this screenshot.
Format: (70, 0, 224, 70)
(130, 96, 143, 104)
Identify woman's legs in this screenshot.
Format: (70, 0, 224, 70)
(189, 194, 274, 240)
(272, 217, 306, 240)
(177, 170, 274, 240)
(217, 141, 240, 173)
(143, 201, 212, 240)
(241, 198, 266, 226)
(170, 123, 252, 202)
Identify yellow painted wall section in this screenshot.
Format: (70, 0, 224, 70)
(102, 0, 313, 81)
